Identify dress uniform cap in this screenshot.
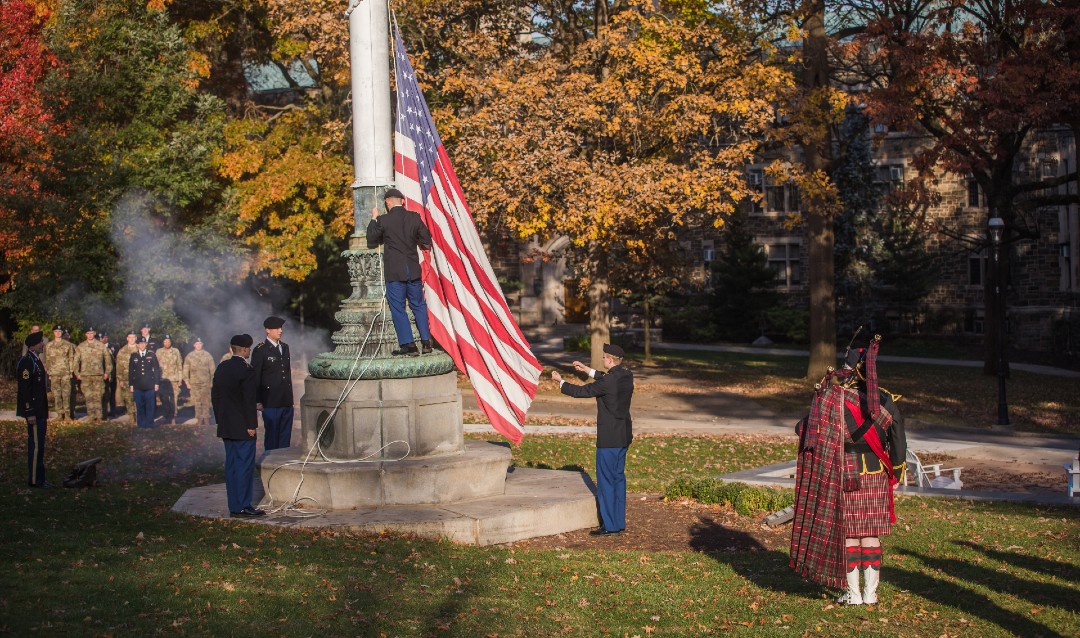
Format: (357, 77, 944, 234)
(383, 187, 405, 201)
(136, 336, 147, 344)
(141, 323, 151, 329)
(603, 343, 625, 358)
(24, 332, 44, 347)
(230, 334, 253, 347)
(263, 316, 286, 329)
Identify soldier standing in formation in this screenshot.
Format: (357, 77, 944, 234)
(250, 316, 294, 451)
(213, 333, 264, 518)
(114, 331, 138, 420)
(183, 336, 216, 425)
(101, 332, 118, 417)
(128, 336, 160, 429)
(155, 334, 183, 425)
(140, 324, 159, 351)
(18, 331, 51, 488)
(74, 327, 113, 421)
(44, 324, 76, 422)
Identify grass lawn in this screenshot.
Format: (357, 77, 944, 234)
(636, 349, 1080, 435)
(1, 420, 1078, 637)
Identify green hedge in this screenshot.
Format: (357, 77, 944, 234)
(663, 476, 794, 516)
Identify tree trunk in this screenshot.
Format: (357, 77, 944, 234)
(589, 278, 610, 370)
(643, 298, 652, 365)
(802, 2, 837, 380)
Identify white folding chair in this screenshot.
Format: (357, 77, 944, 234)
(904, 449, 963, 490)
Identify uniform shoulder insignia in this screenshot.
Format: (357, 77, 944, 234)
(22, 369, 30, 379)
(254, 342, 266, 349)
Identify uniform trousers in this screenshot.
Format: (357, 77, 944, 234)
(189, 384, 211, 422)
(26, 416, 47, 486)
(223, 438, 256, 514)
(53, 375, 74, 419)
(385, 279, 431, 346)
(158, 379, 176, 421)
(133, 389, 156, 429)
(261, 407, 294, 451)
(595, 446, 628, 532)
(81, 375, 105, 420)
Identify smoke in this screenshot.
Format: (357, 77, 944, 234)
(107, 190, 333, 365)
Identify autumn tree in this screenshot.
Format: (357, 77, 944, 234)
(858, 0, 1080, 373)
(0, 0, 66, 294)
(425, 0, 786, 367)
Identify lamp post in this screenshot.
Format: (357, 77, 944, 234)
(988, 216, 1010, 426)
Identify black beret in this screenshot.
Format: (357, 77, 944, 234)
(230, 333, 253, 347)
(24, 332, 44, 347)
(53, 324, 63, 331)
(603, 343, 625, 358)
(136, 336, 147, 344)
(141, 324, 151, 329)
(126, 330, 136, 336)
(193, 336, 203, 343)
(84, 327, 96, 334)
(163, 334, 172, 341)
(383, 187, 405, 200)
(263, 316, 286, 329)
(99, 332, 108, 338)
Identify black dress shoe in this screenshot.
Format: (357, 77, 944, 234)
(230, 506, 265, 518)
(392, 343, 419, 356)
(28, 481, 53, 489)
(420, 340, 433, 354)
(589, 527, 622, 536)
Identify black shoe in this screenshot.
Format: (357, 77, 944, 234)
(420, 340, 433, 354)
(589, 527, 622, 536)
(28, 481, 53, 489)
(392, 343, 419, 356)
(230, 506, 266, 518)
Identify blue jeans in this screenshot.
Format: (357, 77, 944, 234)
(385, 279, 431, 346)
(595, 447, 628, 532)
(133, 389, 156, 428)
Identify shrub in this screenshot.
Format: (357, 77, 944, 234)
(691, 477, 725, 504)
(733, 488, 772, 516)
(764, 306, 810, 343)
(713, 481, 750, 506)
(664, 477, 695, 500)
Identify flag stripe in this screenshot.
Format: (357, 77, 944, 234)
(393, 26, 540, 443)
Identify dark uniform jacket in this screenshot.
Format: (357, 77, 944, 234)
(366, 205, 432, 282)
(17, 352, 49, 419)
(212, 356, 258, 440)
(842, 389, 907, 478)
(129, 350, 161, 391)
(250, 340, 293, 408)
(560, 365, 634, 448)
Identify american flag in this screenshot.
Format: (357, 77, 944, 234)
(392, 26, 541, 444)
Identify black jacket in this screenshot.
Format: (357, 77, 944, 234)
(16, 352, 49, 419)
(560, 365, 634, 448)
(129, 350, 161, 391)
(250, 340, 293, 408)
(212, 356, 258, 440)
(366, 205, 432, 282)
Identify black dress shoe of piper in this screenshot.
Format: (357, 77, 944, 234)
(420, 340, 433, 354)
(230, 507, 263, 518)
(243, 506, 266, 516)
(392, 343, 419, 356)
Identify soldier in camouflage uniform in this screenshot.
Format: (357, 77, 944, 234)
(74, 327, 113, 421)
(114, 331, 139, 420)
(183, 337, 216, 425)
(100, 332, 118, 417)
(156, 334, 183, 425)
(44, 324, 76, 421)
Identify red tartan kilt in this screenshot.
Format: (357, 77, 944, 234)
(842, 456, 893, 537)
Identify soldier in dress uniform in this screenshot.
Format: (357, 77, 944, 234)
(100, 332, 118, 417)
(74, 327, 113, 421)
(18, 331, 51, 488)
(156, 334, 183, 425)
(44, 324, 76, 421)
(114, 331, 138, 420)
(250, 316, 294, 451)
(128, 336, 161, 429)
(21, 324, 48, 357)
(183, 336, 216, 426)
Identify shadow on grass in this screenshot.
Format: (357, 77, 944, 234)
(953, 539, 1080, 585)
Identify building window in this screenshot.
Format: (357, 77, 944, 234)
(766, 242, 802, 288)
(874, 164, 904, 194)
(746, 168, 799, 214)
(968, 252, 987, 286)
(967, 178, 982, 208)
(964, 308, 985, 335)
